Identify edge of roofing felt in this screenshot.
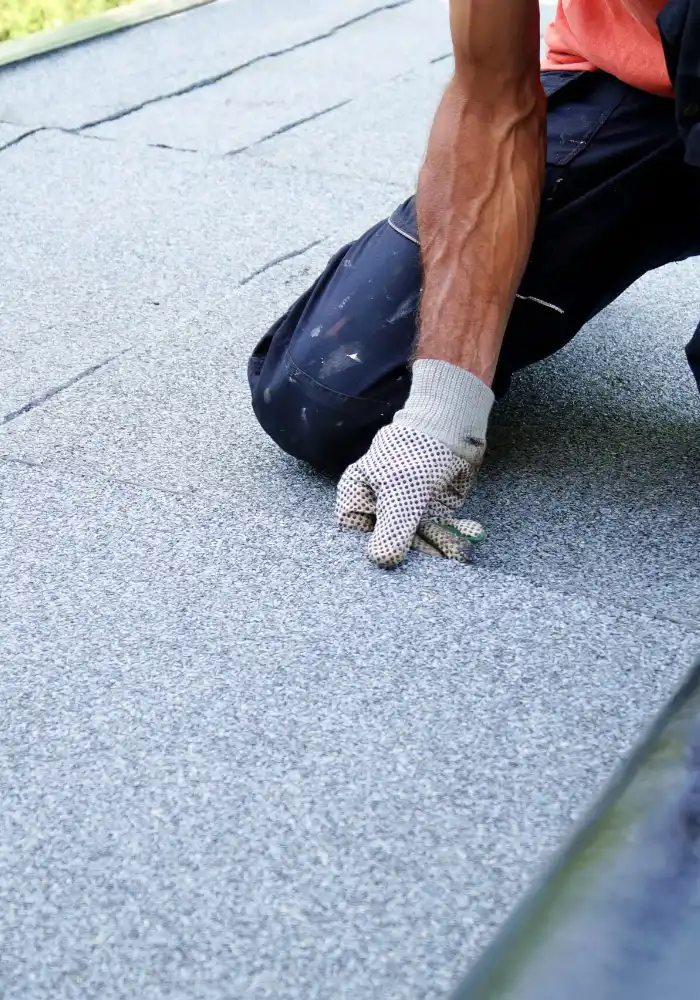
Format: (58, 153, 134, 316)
(0, 0, 218, 68)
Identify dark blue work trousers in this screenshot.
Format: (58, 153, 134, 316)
(249, 71, 700, 473)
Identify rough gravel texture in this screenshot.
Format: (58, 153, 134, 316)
(0, 2, 698, 999)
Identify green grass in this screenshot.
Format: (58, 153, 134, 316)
(0, 0, 136, 42)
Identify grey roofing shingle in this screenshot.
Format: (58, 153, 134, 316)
(0, 0, 409, 128)
(0, 121, 31, 146)
(0, 129, 401, 418)
(1, 458, 697, 1000)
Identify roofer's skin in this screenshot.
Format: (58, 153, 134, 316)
(248, 0, 700, 568)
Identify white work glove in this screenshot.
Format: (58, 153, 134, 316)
(336, 359, 494, 568)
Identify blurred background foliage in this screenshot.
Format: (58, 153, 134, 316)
(0, 0, 134, 42)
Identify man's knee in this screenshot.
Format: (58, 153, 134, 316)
(249, 348, 392, 473)
(247, 207, 421, 470)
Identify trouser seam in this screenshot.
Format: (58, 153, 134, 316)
(515, 294, 565, 315)
(387, 216, 419, 245)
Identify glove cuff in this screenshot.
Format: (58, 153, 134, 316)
(393, 359, 494, 461)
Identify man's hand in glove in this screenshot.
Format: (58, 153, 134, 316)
(336, 359, 494, 568)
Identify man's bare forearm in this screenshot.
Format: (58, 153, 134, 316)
(416, 0, 546, 385)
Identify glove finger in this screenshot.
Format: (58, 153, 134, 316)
(416, 519, 476, 563)
(343, 512, 374, 533)
(411, 534, 442, 558)
(438, 516, 486, 543)
(368, 481, 428, 569)
(336, 466, 376, 532)
(423, 496, 487, 540)
(428, 460, 477, 515)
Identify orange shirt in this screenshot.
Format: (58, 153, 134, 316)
(542, 0, 673, 97)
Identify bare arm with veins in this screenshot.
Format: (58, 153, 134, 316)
(335, 0, 546, 568)
(416, 0, 546, 385)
